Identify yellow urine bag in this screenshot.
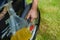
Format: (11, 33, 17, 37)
(11, 27, 31, 40)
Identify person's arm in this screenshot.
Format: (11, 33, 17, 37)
(0, 7, 8, 20)
(32, 0, 38, 10)
(27, 0, 38, 22)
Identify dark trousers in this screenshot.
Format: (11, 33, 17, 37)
(12, 0, 25, 12)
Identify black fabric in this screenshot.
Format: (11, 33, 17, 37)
(0, 13, 10, 40)
(0, 13, 9, 32)
(12, 0, 25, 12)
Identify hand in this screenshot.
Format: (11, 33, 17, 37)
(27, 9, 37, 22)
(0, 6, 8, 20)
(2, 6, 8, 14)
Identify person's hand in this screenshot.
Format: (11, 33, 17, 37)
(0, 6, 8, 20)
(2, 6, 8, 14)
(27, 9, 38, 22)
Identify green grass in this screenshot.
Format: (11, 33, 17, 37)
(26, 0, 60, 40)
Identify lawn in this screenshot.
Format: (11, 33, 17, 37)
(26, 0, 60, 40)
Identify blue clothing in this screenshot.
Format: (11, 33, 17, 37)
(0, 0, 7, 7)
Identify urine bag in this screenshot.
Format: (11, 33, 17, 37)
(7, 1, 28, 35)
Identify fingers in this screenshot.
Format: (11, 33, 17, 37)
(27, 15, 36, 22)
(3, 7, 8, 11)
(27, 13, 30, 19)
(27, 13, 37, 22)
(31, 17, 34, 22)
(31, 16, 37, 22)
(27, 9, 38, 22)
(2, 6, 8, 14)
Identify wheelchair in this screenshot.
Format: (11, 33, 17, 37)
(0, 0, 40, 40)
